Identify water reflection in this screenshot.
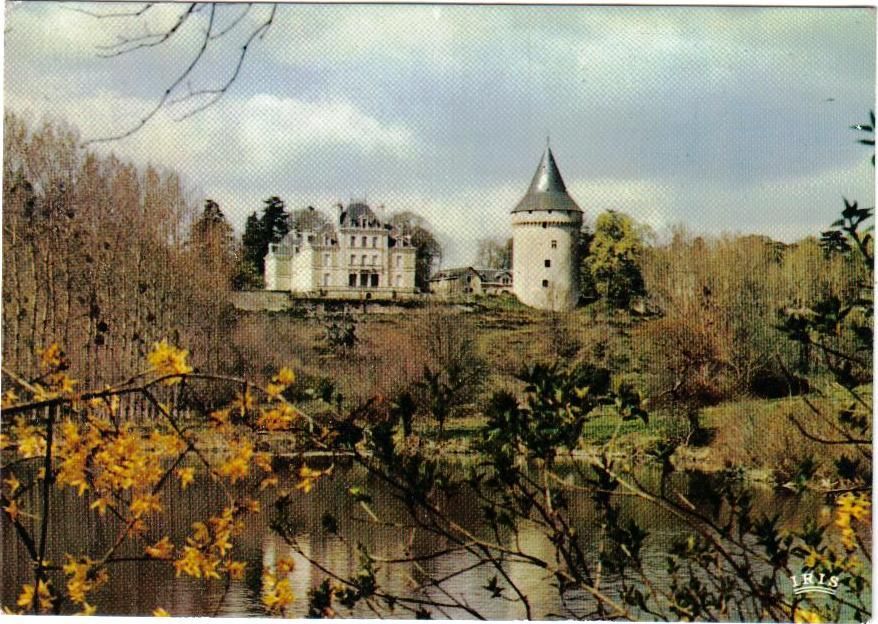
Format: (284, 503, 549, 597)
(1, 462, 821, 618)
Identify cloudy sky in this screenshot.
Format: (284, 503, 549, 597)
(5, 2, 875, 265)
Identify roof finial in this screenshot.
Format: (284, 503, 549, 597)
(546, 134, 550, 149)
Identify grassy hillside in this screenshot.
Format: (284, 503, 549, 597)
(228, 296, 865, 483)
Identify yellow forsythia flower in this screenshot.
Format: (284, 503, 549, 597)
(4, 473, 21, 494)
(147, 340, 193, 384)
(145, 536, 175, 560)
(794, 608, 822, 623)
(38, 343, 63, 369)
(153, 607, 171, 617)
(226, 561, 247, 580)
(275, 367, 296, 386)
(175, 467, 195, 490)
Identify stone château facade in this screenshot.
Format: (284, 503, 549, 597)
(264, 202, 417, 297)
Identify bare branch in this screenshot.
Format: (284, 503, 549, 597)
(82, 3, 276, 144)
(170, 4, 276, 122)
(95, 3, 196, 56)
(64, 3, 156, 19)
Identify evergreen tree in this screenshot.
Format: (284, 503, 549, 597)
(238, 196, 292, 284)
(261, 196, 291, 246)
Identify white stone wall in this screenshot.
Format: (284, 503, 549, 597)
(289, 246, 314, 292)
(264, 251, 291, 291)
(512, 211, 582, 311)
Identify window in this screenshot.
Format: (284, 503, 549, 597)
(545, 259, 551, 268)
(360, 273, 369, 287)
(361, 254, 367, 266)
(551, 240, 557, 249)
(542, 279, 549, 288)
(372, 236, 378, 248)
(350, 236, 356, 247)
(372, 255, 378, 265)
(370, 274, 379, 287)
(350, 255, 356, 265)
(361, 236, 367, 247)
(323, 253, 330, 266)
(395, 275, 402, 287)
(349, 274, 357, 287)
(323, 273, 330, 287)
(542, 222, 547, 229)
(396, 255, 402, 268)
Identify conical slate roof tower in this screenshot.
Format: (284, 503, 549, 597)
(512, 146, 582, 214)
(511, 144, 583, 311)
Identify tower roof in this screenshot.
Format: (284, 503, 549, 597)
(512, 145, 582, 214)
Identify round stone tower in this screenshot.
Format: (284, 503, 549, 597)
(511, 144, 583, 311)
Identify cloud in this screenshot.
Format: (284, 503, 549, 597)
(238, 94, 417, 166)
(4, 3, 873, 265)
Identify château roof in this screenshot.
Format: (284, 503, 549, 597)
(512, 145, 582, 214)
(340, 202, 382, 228)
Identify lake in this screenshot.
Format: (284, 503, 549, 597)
(0, 458, 825, 618)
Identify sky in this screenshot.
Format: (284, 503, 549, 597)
(4, 2, 876, 266)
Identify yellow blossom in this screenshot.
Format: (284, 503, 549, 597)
(62, 555, 105, 605)
(226, 561, 247, 580)
(295, 465, 323, 493)
(176, 467, 195, 490)
(276, 557, 295, 575)
(274, 367, 296, 386)
(209, 408, 230, 429)
(47, 372, 78, 395)
(153, 607, 171, 617)
(794, 608, 823, 623)
(260, 476, 279, 491)
(77, 602, 97, 616)
(130, 493, 163, 517)
(13, 418, 47, 459)
(145, 536, 175, 560)
(265, 383, 285, 400)
(17, 579, 53, 612)
(38, 343, 63, 369)
(218, 440, 253, 484)
(254, 452, 273, 473)
(4, 500, 21, 522)
(146, 340, 193, 384)
(90, 498, 110, 516)
(262, 571, 295, 613)
(233, 387, 255, 415)
(4, 473, 21, 494)
(174, 546, 205, 578)
(1, 390, 19, 408)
